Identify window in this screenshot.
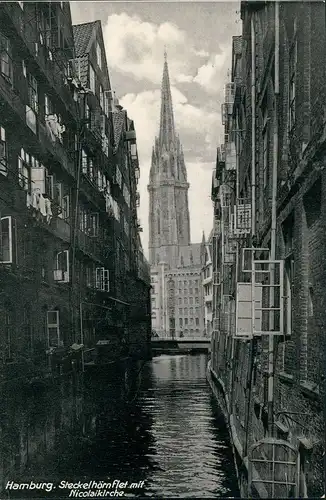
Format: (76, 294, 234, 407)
(196, 317, 199, 326)
(95, 267, 110, 292)
(184, 297, 188, 305)
(96, 42, 102, 69)
(47, 310, 60, 347)
(86, 264, 95, 288)
(195, 297, 199, 304)
(89, 213, 99, 237)
(18, 150, 32, 192)
(100, 84, 105, 110)
(189, 288, 193, 294)
(184, 318, 188, 326)
(27, 73, 38, 112)
(0, 126, 7, 176)
(89, 64, 95, 94)
(262, 100, 269, 189)
(179, 318, 183, 327)
(0, 216, 17, 264)
(184, 308, 188, 315)
(189, 297, 193, 305)
(195, 287, 199, 294)
(54, 250, 69, 282)
(190, 307, 193, 315)
(44, 94, 54, 116)
(0, 33, 13, 82)
(289, 21, 297, 131)
(179, 308, 183, 315)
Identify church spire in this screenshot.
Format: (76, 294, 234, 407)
(159, 51, 176, 149)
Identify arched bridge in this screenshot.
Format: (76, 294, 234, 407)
(151, 337, 211, 355)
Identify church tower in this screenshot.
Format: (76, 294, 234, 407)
(148, 52, 191, 267)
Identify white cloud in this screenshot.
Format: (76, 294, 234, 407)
(103, 13, 230, 94)
(120, 87, 219, 254)
(193, 50, 230, 94)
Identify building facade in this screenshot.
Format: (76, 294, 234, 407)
(0, 2, 151, 384)
(201, 231, 213, 338)
(148, 54, 205, 339)
(208, 2, 325, 498)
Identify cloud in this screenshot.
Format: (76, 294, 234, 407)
(120, 87, 219, 254)
(193, 50, 230, 94)
(103, 12, 229, 94)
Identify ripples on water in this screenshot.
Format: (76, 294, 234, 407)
(1, 354, 239, 498)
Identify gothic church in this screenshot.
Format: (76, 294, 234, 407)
(148, 54, 205, 339)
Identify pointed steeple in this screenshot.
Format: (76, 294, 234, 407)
(159, 51, 176, 149)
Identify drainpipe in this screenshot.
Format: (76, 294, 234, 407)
(251, 14, 256, 236)
(267, 0, 280, 437)
(244, 11, 256, 460)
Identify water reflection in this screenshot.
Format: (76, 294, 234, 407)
(1, 355, 239, 498)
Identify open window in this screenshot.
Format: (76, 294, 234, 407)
(0, 216, 17, 264)
(47, 310, 60, 347)
(54, 250, 69, 282)
(31, 165, 53, 198)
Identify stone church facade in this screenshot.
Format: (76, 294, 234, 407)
(148, 54, 205, 339)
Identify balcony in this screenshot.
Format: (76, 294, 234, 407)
(76, 229, 103, 263)
(0, 73, 26, 125)
(0, 3, 77, 119)
(50, 217, 71, 243)
(38, 122, 75, 178)
(79, 174, 106, 212)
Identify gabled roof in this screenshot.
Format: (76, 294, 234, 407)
(72, 20, 112, 90)
(73, 21, 100, 57)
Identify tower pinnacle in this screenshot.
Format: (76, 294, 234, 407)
(159, 51, 176, 149)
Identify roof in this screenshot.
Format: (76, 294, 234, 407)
(73, 21, 99, 57)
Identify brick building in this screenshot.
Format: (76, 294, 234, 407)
(0, 2, 151, 383)
(208, 2, 325, 497)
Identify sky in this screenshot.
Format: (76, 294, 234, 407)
(70, 1, 241, 256)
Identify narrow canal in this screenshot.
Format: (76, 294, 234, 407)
(1, 354, 239, 498)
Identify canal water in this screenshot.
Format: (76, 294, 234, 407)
(0, 354, 239, 498)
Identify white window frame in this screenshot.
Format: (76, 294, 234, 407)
(89, 64, 96, 94)
(96, 42, 102, 70)
(54, 250, 69, 282)
(88, 213, 99, 237)
(0, 216, 17, 264)
(95, 267, 110, 292)
(44, 94, 54, 116)
(27, 73, 38, 113)
(31, 164, 53, 198)
(0, 126, 7, 176)
(47, 310, 60, 347)
(100, 84, 105, 111)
